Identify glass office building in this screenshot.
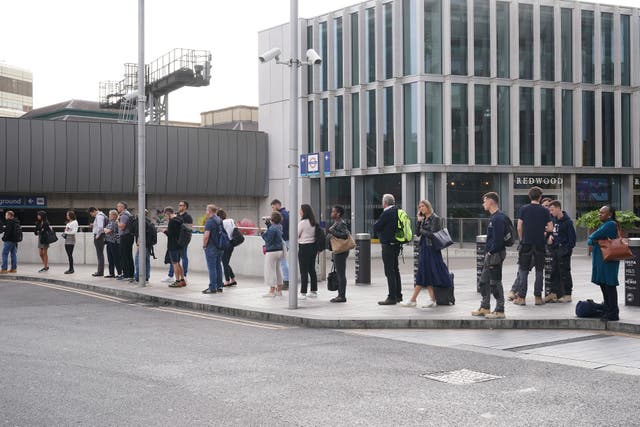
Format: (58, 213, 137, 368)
(0, 64, 33, 118)
(259, 0, 640, 234)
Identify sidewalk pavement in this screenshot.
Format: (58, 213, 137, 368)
(4, 252, 640, 334)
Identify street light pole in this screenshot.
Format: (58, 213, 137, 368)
(288, 0, 299, 309)
(137, 0, 147, 286)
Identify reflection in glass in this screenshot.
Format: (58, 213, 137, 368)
(581, 10, 594, 84)
(601, 92, 614, 167)
(335, 96, 344, 169)
(474, 84, 491, 164)
(351, 13, 359, 85)
(366, 89, 376, 167)
(562, 89, 573, 166)
(403, 83, 418, 164)
(366, 8, 376, 83)
(519, 4, 533, 80)
(601, 13, 613, 85)
(383, 3, 393, 79)
(497, 86, 510, 165)
(540, 6, 554, 82)
(621, 15, 630, 86)
(451, 83, 468, 164)
(541, 88, 555, 166)
(320, 98, 328, 152)
(425, 82, 443, 163)
(352, 92, 360, 168)
(474, 0, 490, 77)
(425, 0, 442, 74)
(383, 87, 394, 166)
(451, 0, 467, 76)
(496, 2, 510, 78)
(582, 90, 595, 166)
(333, 17, 343, 90)
(403, 0, 417, 75)
(561, 9, 572, 82)
(519, 87, 534, 165)
(622, 93, 630, 167)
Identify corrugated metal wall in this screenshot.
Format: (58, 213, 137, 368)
(0, 118, 268, 196)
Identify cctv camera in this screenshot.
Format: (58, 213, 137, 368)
(259, 47, 282, 63)
(306, 49, 322, 65)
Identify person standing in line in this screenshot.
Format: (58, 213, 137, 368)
(134, 210, 153, 284)
(472, 192, 508, 319)
(261, 211, 285, 298)
(0, 210, 20, 274)
(546, 200, 576, 303)
(34, 210, 52, 272)
(202, 204, 224, 294)
(373, 194, 403, 305)
(116, 202, 135, 281)
(104, 210, 121, 278)
(587, 205, 621, 322)
(162, 201, 193, 283)
(512, 186, 553, 306)
(297, 204, 318, 300)
(326, 205, 350, 303)
(88, 207, 107, 277)
(271, 199, 290, 290)
(401, 200, 452, 308)
(164, 207, 186, 288)
(217, 209, 237, 287)
(63, 211, 78, 274)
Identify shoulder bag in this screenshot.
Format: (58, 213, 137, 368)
(431, 228, 454, 251)
(327, 261, 338, 291)
(330, 234, 356, 254)
(598, 224, 633, 262)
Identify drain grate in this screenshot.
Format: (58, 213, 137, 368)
(420, 369, 503, 385)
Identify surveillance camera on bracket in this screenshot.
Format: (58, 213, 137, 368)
(305, 49, 322, 65)
(258, 48, 282, 63)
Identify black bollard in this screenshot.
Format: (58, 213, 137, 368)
(355, 233, 371, 285)
(625, 238, 640, 306)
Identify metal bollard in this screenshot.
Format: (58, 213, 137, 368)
(355, 233, 371, 285)
(413, 236, 420, 286)
(624, 238, 640, 306)
(544, 245, 553, 297)
(476, 235, 486, 293)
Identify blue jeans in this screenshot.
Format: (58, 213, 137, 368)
(2, 242, 17, 270)
(134, 248, 151, 281)
(280, 240, 289, 281)
(204, 246, 223, 291)
(168, 246, 188, 277)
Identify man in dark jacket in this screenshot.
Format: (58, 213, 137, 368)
(271, 199, 290, 289)
(1, 211, 20, 273)
(546, 200, 577, 303)
(164, 207, 186, 288)
(373, 194, 402, 305)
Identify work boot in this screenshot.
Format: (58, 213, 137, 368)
(0, 270, 8, 274)
(471, 307, 491, 317)
(507, 290, 517, 301)
(282, 280, 289, 291)
(513, 297, 526, 306)
(557, 295, 572, 303)
(545, 293, 558, 303)
(484, 311, 506, 319)
(535, 296, 545, 305)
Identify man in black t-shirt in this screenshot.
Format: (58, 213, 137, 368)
(513, 187, 553, 306)
(162, 200, 193, 283)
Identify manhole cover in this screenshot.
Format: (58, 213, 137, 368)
(420, 369, 503, 385)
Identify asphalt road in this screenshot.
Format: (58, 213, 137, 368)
(1, 279, 639, 426)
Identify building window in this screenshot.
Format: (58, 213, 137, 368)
(562, 89, 573, 166)
(351, 13, 359, 85)
(403, 83, 418, 164)
(451, 0, 467, 76)
(307, 100, 314, 153)
(602, 91, 614, 167)
(383, 87, 394, 165)
(497, 86, 510, 165)
(496, 2, 510, 79)
(366, 89, 376, 167)
(519, 4, 533, 80)
(335, 95, 344, 169)
(581, 10, 594, 84)
(320, 98, 328, 152)
(451, 83, 468, 164)
(582, 90, 595, 166)
(383, 3, 393, 79)
(474, 84, 490, 164)
(601, 12, 614, 85)
(333, 17, 343, 90)
(519, 87, 534, 165)
(621, 15, 630, 86)
(540, 6, 554, 82)
(425, 0, 442, 74)
(352, 92, 360, 168)
(474, 0, 490, 77)
(561, 8, 572, 83)
(622, 93, 631, 167)
(403, 0, 417, 76)
(541, 88, 555, 166)
(319, 22, 328, 91)
(307, 26, 314, 93)
(425, 82, 443, 164)
(366, 8, 376, 83)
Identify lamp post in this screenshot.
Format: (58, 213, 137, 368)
(137, 0, 147, 286)
(259, 0, 322, 309)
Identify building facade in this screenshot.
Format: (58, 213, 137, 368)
(259, 0, 640, 238)
(0, 64, 32, 118)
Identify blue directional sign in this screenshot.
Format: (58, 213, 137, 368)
(300, 152, 330, 177)
(0, 196, 47, 208)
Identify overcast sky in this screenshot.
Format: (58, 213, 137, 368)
(3, 0, 637, 123)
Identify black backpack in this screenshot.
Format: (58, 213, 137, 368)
(177, 223, 192, 248)
(503, 214, 517, 247)
(146, 220, 157, 247)
(14, 221, 23, 243)
(128, 214, 139, 236)
(314, 224, 326, 253)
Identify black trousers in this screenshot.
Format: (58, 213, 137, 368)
(381, 243, 402, 301)
(222, 246, 235, 281)
(550, 248, 573, 297)
(333, 251, 349, 298)
(65, 244, 74, 271)
(106, 241, 122, 276)
(94, 235, 105, 274)
(120, 234, 135, 278)
(600, 285, 620, 320)
(298, 243, 318, 293)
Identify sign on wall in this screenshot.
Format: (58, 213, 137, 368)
(514, 176, 563, 189)
(0, 196, 47, 208)
(300, 152, 330, 177)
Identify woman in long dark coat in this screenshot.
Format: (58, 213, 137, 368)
(401, 200, 452, 308)
(587, 205, 621, 321)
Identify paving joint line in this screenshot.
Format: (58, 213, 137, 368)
(504, 334, 610, 352)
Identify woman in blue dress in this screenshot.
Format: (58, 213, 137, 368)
(401, 200, 452, 308)
(587, 205, 620, 321)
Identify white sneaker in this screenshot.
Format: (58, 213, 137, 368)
(262, 292, 276, 298)
(308, 291, 318, 298)
(299, 294, 307, 300)
(422, 301, 437, 308)
(400, 301, 417, 307)
(161, 276, 173, 283)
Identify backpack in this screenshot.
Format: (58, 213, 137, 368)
(503, 214, 517, 247)
(14, 222, 23, 243)
(395, 209, 413, 244)
(146, 220, 157, 247)
(576, 299, 605, 318)
(213, 220, 231, 250)
(231, 227, 245, 247)
(177, 223, 192, 248)
(128, 214, 139, 236)
(314, 224, 326, 252)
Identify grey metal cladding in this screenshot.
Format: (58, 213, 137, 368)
(88, 122, 101, 192)
(155, 126, 168, 193)
(111, 124, 124, 193)
(208, 131, 220, 191)
(145, 125, 157, 193)
(0, 119, 7, 190)
(54, 121, 67, 192)
(186, 128, 199, 194)
(176, 127, 189, 194)
(5, 119, 19, 191)
(228, 131, 240, 195)
(18, 119, 31, 192)
(66, 121, 79, 192)
(166, 126, 179, 194)
(217, 131, 231, 194)
(254, 132, 268, 196)
(30, 120, 44, 191)
(42, 121, 56, 192)
(196, 129, 209, 194)
(100, 123, 113, 192)
(77, 122, 91, 192)
(122, 123, 136, 193)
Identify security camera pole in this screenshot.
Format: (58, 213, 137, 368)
(137, 0, 147, 286)
(287, 0, 299, 309)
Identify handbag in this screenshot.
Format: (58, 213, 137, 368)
(598, 225, 633, 262)
(431, 228, 454, 250)
(45, 229, 58, 244)
(327, 262, 339, 291)
(231, 227, 245, 247)
(330, 234, 355, 254)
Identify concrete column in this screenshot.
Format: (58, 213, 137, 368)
(573, 88, 583, 167)
(442, 0, 451, 76)
(490, 82, 498, 165)
(344, 10, 352, 88)
(376, 85, 384, 167)
(344, 92, 353, 171)
(510, 0, 519, 81)
(375, 0, 383, 82)
(443, 79, 452, 165)
(351, 175, 364, 233)
(393, 0, 403, 78)
(359, 88, 367, 168)
(327, 14, 335, 92)
(327, 93, 335, 169)
(468, 82, 475, 165)
(358, 4, 366, 85)
(534, 84, 541, 166)
(554, 85, 562, 167)
(594, 88, 602, 167)
(594, 5, 601, 85)
(416, 0, 425, 74)
(613, 9, 621, 86)
(511, 83, 520, 166)
(489, 0, 497, 78)
(533, 0, 541, 82)
(554, 4, 562, 82)
(436, 172, 448, 220)
(394, 82, 403, 166)
(312, 95, 320, 153)
(573, 6, 582, 84)
(417, 81, 426, 164)
(467, 0, 474, 77)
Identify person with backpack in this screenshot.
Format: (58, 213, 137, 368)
(62, 211, 78, 274)
(134, 209, 156, 284)
(297, 204, 319, 300)
(373, 194, 403, 305)
(104, 210, 122, 278)
(34, 210, 53, 272)
(271, 199, 290, 290)
(162, 201, 193, 283)
(164, 206, 187, 288)
(202, 204, 225, 294)
(472, 192, 508, 319)
(546, 200, 576, 303)
(217, 209, 238, 287)
(116, 202, 135, 281)
(1, 210, 21, 274)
